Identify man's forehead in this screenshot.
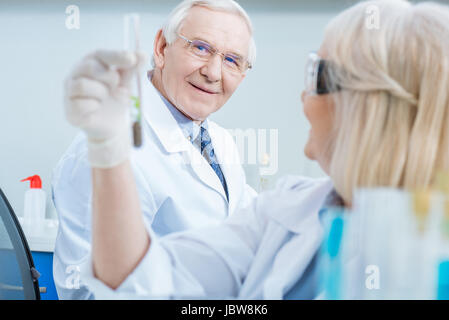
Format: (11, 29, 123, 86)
(179, 6, 251, 55)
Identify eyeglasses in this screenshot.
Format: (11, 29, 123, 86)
(304, 52, 341, 95)
(177, 34, 252, 74)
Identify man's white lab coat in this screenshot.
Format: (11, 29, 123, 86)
(52, 72, 257, 299)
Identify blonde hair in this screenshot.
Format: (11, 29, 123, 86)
(323, 0, 449, 202)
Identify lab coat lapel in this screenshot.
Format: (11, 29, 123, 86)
(208, 123, 242, 212)
(182, 144, 228, 203)
(263, 228, 324, 299)
(141, 71, 189, 153)
(262, 179, 334, 299)
(142, 71, 228, 202)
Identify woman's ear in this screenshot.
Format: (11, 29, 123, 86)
(153, 29, 167, 69)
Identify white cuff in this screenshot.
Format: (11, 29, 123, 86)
(87, 127, 131, 168)
(80, 229, 174, 299)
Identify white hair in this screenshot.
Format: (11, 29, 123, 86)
(153, 0, 256, 67)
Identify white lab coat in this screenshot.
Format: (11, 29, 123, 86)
(81, 175, 334, 300)
(52, 71, 257, 299)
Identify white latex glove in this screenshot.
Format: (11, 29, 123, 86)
(64, 49, 147, 168)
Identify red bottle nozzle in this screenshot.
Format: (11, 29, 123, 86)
(21, 175, 42, 189)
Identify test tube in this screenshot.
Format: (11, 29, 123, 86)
(124, 13, 142, 147)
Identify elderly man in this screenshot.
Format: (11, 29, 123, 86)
(52, 0, 257, 299)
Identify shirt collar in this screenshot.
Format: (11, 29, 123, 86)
(264, 177, 335, 234)
(150, 73, 208, 142)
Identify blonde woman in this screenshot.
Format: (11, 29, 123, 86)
(65, 0, 449, 299)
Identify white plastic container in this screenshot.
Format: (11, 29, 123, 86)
(21, 175, 46, 235)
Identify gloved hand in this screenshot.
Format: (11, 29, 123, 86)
(64, 49, 147, 168)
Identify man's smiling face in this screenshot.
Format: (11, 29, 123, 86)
(155, 6, 251, 122)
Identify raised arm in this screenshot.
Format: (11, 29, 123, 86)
(64, 50, 150, 289)
(91, 162, 149, 289)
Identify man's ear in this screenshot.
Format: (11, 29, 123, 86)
(153, 29, 167, 69)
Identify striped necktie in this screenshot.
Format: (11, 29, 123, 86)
(193, 126, 229, 201)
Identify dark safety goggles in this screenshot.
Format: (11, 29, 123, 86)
(304, 52, 341, 95)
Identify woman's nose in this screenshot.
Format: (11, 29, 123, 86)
(301, 90, 306, 103)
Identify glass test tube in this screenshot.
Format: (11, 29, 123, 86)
(124, 13, 142, 147)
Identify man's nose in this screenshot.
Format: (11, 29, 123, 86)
(200, 55, 222, 83)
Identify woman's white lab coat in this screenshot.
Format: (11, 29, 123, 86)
(82, 175, 335, 299)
